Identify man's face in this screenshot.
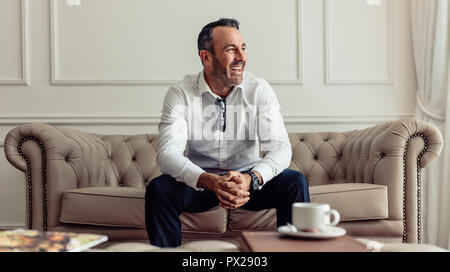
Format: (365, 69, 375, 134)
(209, 26, 247, 87)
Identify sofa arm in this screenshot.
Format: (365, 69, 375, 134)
(4, 123, 91, 231)
(342, 118, 443, 243)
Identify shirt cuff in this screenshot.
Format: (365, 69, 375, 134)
(182, 166, 206, 191)
(252, 163, 274, 187)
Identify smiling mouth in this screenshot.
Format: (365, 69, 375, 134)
(230, 65, 243, 73)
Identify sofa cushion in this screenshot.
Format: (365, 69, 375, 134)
(60, 187, 228, 234)
(228, 183, 388, 231)
(309, 183, 388, 221)
(228, 208, 277, 231)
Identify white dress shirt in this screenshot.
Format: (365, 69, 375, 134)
(156, 70, 292, 190)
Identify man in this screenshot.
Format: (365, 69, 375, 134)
(145, 18, 310, 247)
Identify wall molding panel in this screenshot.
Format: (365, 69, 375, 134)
(268, 0, 303, 85)
(324, 0, 393, 85)
(50, 0, 182, 86)
(50, 0, 303, 86)
(0, 0, 30, 86)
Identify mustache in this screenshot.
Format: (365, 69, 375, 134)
(230, 61, 245, 66)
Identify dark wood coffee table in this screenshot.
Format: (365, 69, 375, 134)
(239, 231, 370, 252)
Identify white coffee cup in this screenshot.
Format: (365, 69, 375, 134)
(292, 203, 340, 231)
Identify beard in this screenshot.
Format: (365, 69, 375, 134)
(211, 55, 244, 87)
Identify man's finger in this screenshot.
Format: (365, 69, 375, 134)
(232, 175, 243, 184)
(217, 194, 235, 207)
(219, 202, 231, 210)
(219, 184, 250, 198)
(219, 175, 233, 182)
(217, 189, 236, 203)
(236, 196, 250, 205)
(237, 189, 250, 197)
(225, 196, 250, 210)
(218, 181, 235, 189)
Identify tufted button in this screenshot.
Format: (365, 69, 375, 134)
(65, 156, 70, 162)
(314, 155, 318, 160)
(300, 138, 304, 142)
(132, 156, 137, 161)
(380, 152, 386, 158)
(324, 138, 328, 142)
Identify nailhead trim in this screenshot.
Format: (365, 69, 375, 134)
(402, 133, 428, 243)
(17, 136, 48, 231)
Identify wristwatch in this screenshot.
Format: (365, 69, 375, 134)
(247, 170, 261, 193)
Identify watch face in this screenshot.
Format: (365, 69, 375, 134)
(252, 179, 259, 191)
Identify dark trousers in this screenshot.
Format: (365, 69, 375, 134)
(145, 169, 310, 247)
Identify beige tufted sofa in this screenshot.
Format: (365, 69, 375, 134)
(3, 118, 443, 245)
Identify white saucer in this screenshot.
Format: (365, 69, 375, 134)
(277, 225, 346, 239)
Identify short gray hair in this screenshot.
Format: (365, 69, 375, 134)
(197, 18, 240, 56)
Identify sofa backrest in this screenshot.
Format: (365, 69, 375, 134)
(96, 134, 162, 188)
(7, 122, 381, 189)
(287, 132, 350, 186)
(5, 119, 437, 190)
(94, 131, 365, 188)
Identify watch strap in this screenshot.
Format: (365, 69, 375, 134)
(247, 170, 260, 192)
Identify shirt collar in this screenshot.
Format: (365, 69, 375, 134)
(197, 70, 244, 98)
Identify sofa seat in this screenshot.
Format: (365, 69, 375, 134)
(60, 187, 228, 234)
(60, 183, 388, 233)
(309, 183, 388, 221)
(228, 183, 388, 231)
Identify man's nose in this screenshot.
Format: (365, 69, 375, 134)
(235, 48, 246, 62)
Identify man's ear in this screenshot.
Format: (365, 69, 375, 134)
(199, 50, 212, 66)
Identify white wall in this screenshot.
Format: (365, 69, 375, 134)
(0, 0, 416, 228)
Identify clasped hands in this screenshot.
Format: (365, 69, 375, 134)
(197, 171, 253, 210)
